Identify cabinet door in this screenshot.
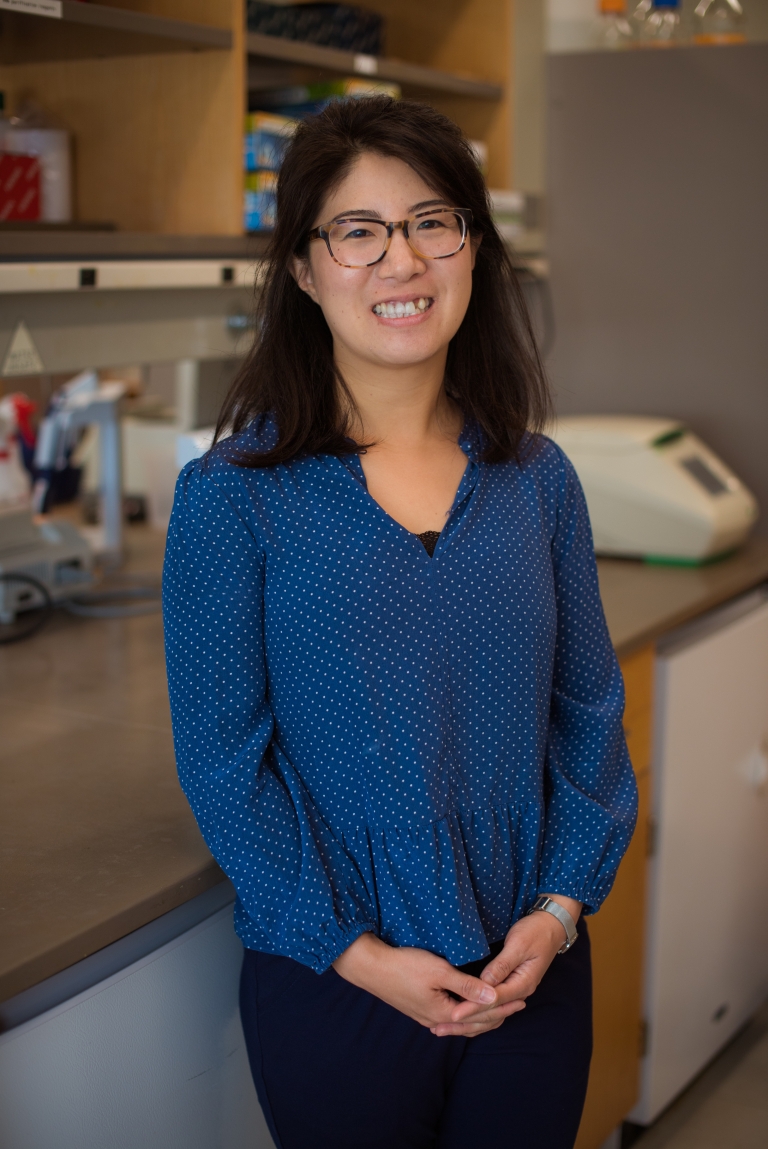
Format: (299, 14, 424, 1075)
(635, 598, 768, 1123)
(575, 644, 653, 1149)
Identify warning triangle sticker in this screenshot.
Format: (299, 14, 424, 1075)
(2, 320, 44, 376)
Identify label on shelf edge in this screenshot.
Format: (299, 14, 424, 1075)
(0, 0, 62, 16)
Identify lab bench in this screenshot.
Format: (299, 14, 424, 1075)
(1, 526, 767, 1149)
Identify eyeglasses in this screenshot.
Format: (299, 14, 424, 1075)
(308, 208, 472, 269)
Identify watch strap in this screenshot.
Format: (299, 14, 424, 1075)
(528, 895, 578, 953)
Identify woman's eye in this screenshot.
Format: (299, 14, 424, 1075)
(417, 218, 446, 231)
(335, 225, 377, 241)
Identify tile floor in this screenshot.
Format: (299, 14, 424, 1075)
(619, 1000, 768, 1149)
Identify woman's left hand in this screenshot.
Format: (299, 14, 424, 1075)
(430, 895, 582, 1037)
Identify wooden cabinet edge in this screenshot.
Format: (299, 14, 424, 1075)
(574, 643, 654, 1149)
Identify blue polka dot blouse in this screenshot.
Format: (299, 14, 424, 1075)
(162, 415, 638, 974)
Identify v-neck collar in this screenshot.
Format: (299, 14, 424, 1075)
(338, 417, 482, 555)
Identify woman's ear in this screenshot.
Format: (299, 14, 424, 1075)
(291, 255, 319, 303)
(470, 232, 483, 271)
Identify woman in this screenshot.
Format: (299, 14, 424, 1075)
(163, 97, 637, 1149)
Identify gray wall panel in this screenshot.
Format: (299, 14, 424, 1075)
(0, 286, 254, 375)
(547, 44, 768, 532)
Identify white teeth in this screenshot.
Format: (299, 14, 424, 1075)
(373, 298, 432, 318)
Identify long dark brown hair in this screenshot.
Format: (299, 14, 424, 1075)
(216, 96, 551, 466)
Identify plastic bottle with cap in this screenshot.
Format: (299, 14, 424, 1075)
(594, 0, 634, 48)
(693, 0, 745, 44)
(634, 0, 685, 46)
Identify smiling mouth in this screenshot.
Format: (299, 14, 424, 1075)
(372, 297, 433, 319)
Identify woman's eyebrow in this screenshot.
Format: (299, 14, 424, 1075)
(332, 208, 383, 219)
(330, 199, 449, 220)
(409, 198, 450, 212)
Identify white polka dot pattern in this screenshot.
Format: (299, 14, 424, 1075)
(162, 416, 638, 974)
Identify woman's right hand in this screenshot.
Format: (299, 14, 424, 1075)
(332, 932, 526, 1036)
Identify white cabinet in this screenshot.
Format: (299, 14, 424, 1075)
(0, 903, 276, 1149)
(633, 590, 768, 1123)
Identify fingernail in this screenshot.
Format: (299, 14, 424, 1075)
(478, 987, 495, 1004)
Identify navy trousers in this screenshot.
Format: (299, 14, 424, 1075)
(239, 917, 592, 1149)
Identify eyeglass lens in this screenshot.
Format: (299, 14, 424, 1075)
(328, 212, 465, 267)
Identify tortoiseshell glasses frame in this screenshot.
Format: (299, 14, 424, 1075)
(307, 208, 473, 269)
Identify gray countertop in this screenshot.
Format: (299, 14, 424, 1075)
(599, 538, 768, 657)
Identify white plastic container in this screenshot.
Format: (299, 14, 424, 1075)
(5, 127, 71, 222)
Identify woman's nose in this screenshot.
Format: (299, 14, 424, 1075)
(379, 225, 426, 277)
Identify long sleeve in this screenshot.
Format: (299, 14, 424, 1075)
(162, 462, 376, 972)
(537, 451, 638, 913)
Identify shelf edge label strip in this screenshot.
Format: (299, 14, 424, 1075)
(0, 0, 62, 18)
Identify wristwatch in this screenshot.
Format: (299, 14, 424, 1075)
(527, 895, 578, 954)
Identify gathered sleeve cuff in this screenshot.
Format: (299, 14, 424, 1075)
(537, 449, 639, 915)
(162, 461, 377, 972)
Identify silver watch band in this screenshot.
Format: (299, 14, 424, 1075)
(528, 895, 578, 953)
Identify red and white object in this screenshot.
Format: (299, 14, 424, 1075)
(0, 154, 41, 221)
(4, 128, 71, 222)
(0, 394, 35, 508)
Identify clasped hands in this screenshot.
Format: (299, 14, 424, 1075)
(333, 895, 581, 1038)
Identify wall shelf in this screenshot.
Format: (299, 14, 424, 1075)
(246, 31, 503, 100)
(0, 231, 268, 262)
(3, 2, 499, 101)
(0, 258, 259, 294)
(0, 0, 232, 66)
(0, 1, 512, 259)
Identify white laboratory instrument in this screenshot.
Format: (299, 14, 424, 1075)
(0, 508, 93, 625)
(549, 416, 758, 563)
(632, 590, 768, 1124)
(0, 371, 127, 632)
(34, 371, 125, 558)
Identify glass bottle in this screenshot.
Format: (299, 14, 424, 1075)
(635, 0, 685, 47)
(631, 0, 653, 33)
(594, 0, 634, 49)
(693, 0, 745, 45)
